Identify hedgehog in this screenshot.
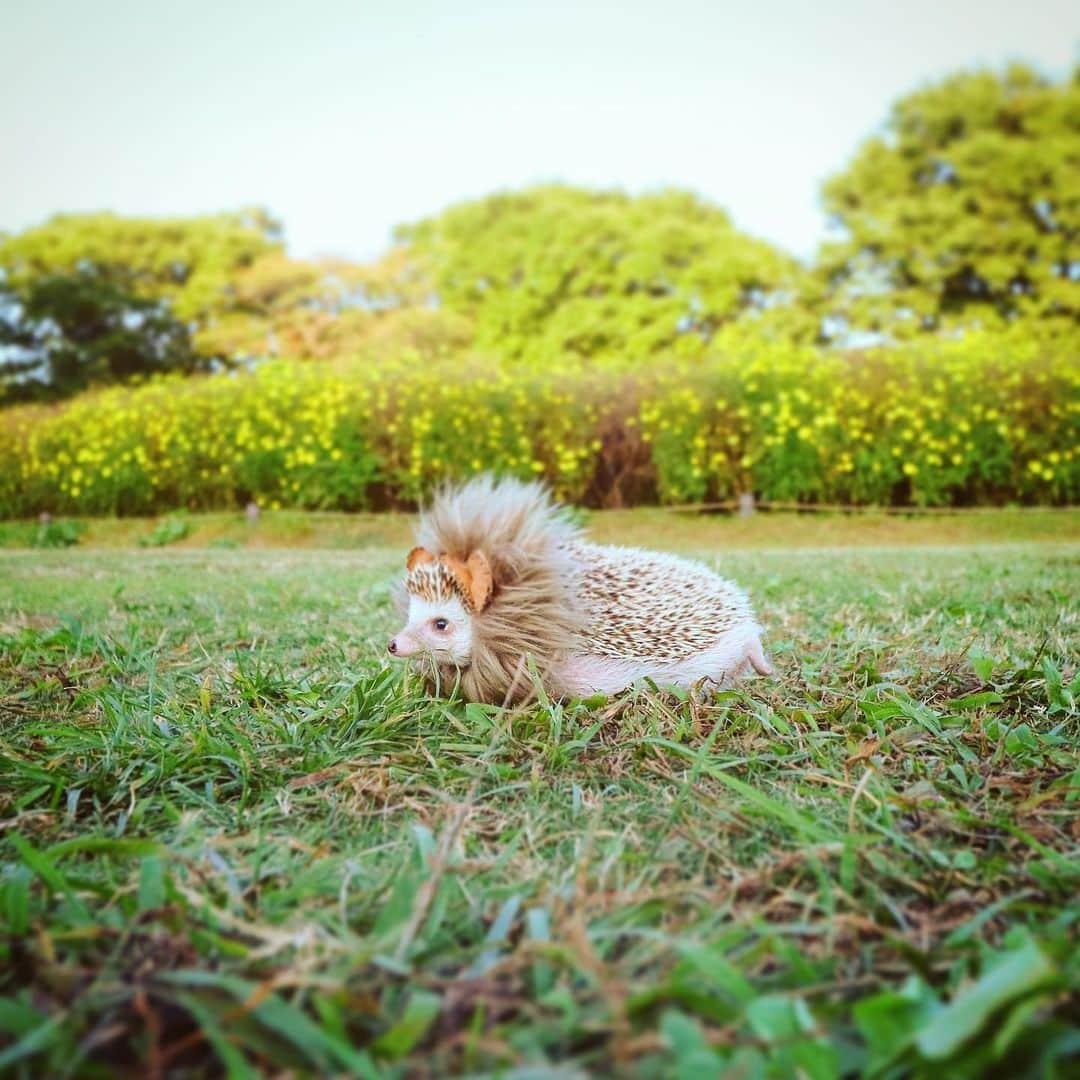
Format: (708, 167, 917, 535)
(387, 474, 772, 704)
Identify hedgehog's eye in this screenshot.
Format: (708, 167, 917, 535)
(432, 618, 449, 632)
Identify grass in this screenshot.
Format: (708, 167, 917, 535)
(0, 511, 1077, 1077)
(2, 505, 1078, 552)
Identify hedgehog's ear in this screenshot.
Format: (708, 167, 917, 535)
(440, 554, 472, 606)
(466, 550, 493, 612)
(440, 552, 493, 613)
(406, 546, 437, 571)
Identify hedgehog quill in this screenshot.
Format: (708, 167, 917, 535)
(387, 475, 772, 704)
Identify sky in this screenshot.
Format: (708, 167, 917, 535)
(2, 0, 1078, 263)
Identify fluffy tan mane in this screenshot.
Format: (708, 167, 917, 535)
(409, 474, 586, 703)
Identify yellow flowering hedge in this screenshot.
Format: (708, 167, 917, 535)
(1, 334, 1076, 516)
(635, 335, 1079, 506)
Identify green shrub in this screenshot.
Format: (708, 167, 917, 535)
(138, 513, 192, 547)
(33, 518, 83, 548)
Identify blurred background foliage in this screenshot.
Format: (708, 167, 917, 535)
(393, 186, 809, 363)
(819, 64, 1080, 337)
(1, 64, 1078, 510)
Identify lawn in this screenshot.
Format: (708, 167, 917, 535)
(1, 512, 1078, 1078)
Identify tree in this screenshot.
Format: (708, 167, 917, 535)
(818, 65, 1080, 338)
(393, 185, 806, 365)
(0, 266, 202, 402)
(0, 211, 415, 371)
(192, 251, 417, 361)
(0, 211, 282, 400)
(0, 209, 282, 353)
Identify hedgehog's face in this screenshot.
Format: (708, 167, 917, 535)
(390, 592, 474, 664)
(388, 546, 493, 668)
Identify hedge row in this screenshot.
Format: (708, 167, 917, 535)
(1, 335, 1077, 516)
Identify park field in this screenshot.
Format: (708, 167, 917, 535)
(1, 511, 1078, 1077)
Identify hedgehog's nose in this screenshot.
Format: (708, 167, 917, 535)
(388, 638, 398, 655)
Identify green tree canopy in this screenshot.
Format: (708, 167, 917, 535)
(392, 185, 804, 364)
(0, 267, 201, 402)
(0, 209, 388, 384)
(818, 65, 1080, 338)
(0, 210, 287, 398)
(0, 209, 282, 326)
(0, 209, 477, 396)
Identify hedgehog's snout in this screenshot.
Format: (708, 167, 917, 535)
(388, 632, 420, 658)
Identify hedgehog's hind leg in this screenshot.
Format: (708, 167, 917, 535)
(745, 634, 773, 677)
(677, 627, 772, 687)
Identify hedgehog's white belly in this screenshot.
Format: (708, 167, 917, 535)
(555, 623, 768, 697)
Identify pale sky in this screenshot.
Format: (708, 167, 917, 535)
(3, 0, 1078, 262)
